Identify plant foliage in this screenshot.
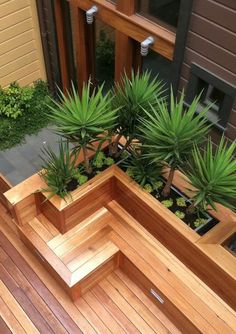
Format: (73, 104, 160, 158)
(123, 149, 162, 188)
(140, 88, 211, 195)
(39, 141, 77, 200)
(186, 137, 236, 212)
(112, 70, 165, 146)
(0, 80, 51, 150)
(49, 82, 117, 172)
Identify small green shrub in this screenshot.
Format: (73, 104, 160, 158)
(93, 151, 106, 168)
(143, 183, 153, 193)
(0, 82, 33, 119)
(175, 210, 185, 219)
(0, 80, 51, 150)
(104, 157, 114, 166)
(194, 218, 207, 228)
(73, 172, 88, 186)
(176, 197, 187, 207)
(161, 199, 173, 208)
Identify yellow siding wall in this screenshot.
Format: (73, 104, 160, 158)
(0, 0, 46, 88)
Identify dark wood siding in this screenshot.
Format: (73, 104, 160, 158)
(178, 0, 236, 141)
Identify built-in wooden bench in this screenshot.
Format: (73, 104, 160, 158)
(18, 207, 120, 300)
(106, 201, 236, 334)
(16, 199, 236, 333)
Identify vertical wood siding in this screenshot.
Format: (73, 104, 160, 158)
(0, 0, 46, 88)
(179, 0, 236, 140)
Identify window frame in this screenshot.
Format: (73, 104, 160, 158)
(186, 63, 236, 131)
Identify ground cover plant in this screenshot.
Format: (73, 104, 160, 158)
(0, 80, 51, 150)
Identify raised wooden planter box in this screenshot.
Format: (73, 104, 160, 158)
(4, 160, 236, 309)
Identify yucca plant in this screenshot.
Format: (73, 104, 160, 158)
(49, 82, 117, 173)
(186, 137, 236, 214)
(39, 141, 78, 200)
(140, 89, 211, 197)
(123, 149, 162, 188)
(110, 70, 165, 156)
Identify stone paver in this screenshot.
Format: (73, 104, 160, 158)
(0, 127, 61, 186)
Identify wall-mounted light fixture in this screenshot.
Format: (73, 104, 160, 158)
(86, 6, 98, 24)
(141, 36, 154, 56)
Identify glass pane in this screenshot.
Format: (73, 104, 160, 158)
(142, 50, 171, 87)
(136, 0, 181, 29)
(95, 20, 115, 91)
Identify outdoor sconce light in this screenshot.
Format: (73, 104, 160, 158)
(141, 36, 154, 56)
(86, 6, 98, 24)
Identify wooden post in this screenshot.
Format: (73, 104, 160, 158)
(115, 0, 136, 82)
(54, 0, 70, 92)
(70, 1, 91, 94)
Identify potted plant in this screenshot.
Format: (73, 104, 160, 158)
(140, 89, 211, 197)
(109, 70, 165, 156)
(185, 136, 236, 230)
(49, 81, 118, 174)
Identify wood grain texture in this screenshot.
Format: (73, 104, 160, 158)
(0, 203, 177, 333)
(71, 0, 175, 60)
(0, 174, 11, 211)
(0, 0, 45, 87)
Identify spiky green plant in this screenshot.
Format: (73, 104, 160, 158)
(186, 137, 236, 213)
(110, 70, 165, 156)
(140, 89, 211, 197)
(123, 150, 162, 188)
(49, 82, 117, 173)
(39, 141, 77, 200)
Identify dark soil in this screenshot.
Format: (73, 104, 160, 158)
(154, 181, 219, 235)
(119, 163, 219, 235)
(66, 178, 78, 192)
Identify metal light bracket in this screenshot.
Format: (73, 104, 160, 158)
(86, 5, 98, 24)
(141, 36, 154, 56)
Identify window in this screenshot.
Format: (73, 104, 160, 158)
(142, 49, 171, 86)
(186, 64, 236, 130)
(136, 0, 181, 30)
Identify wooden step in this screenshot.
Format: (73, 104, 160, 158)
(106, 200, 236, 334)
(18, 209, 120, 301)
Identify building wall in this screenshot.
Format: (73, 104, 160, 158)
(178, 0, 236, 140)
(0, 0, 46, 88)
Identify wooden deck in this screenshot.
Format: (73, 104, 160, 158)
(0, 203, 180, 333)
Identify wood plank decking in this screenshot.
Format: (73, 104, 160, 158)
(0, 203, 180, 334)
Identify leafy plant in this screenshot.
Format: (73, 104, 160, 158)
(123, 150, 162, 188)
(110, 70, 165, 156)
(194, 218, 207, 228)
(0, 80, 51, 150)
(93, 151, 106, 168)
(104, 157, 114, 166)
(161, 199, 173, 208)
(143, 183, 153, 193)
(176, 197, 187, 207)
(73, 172, 88, 186)
(49, 82, 117, 174)
(39, 141, 78, 200)
(0, 82, 33, 119)
(175, 210, 185, 219)
(186, 136, 236, 213)
(140, 88, 211, 197)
